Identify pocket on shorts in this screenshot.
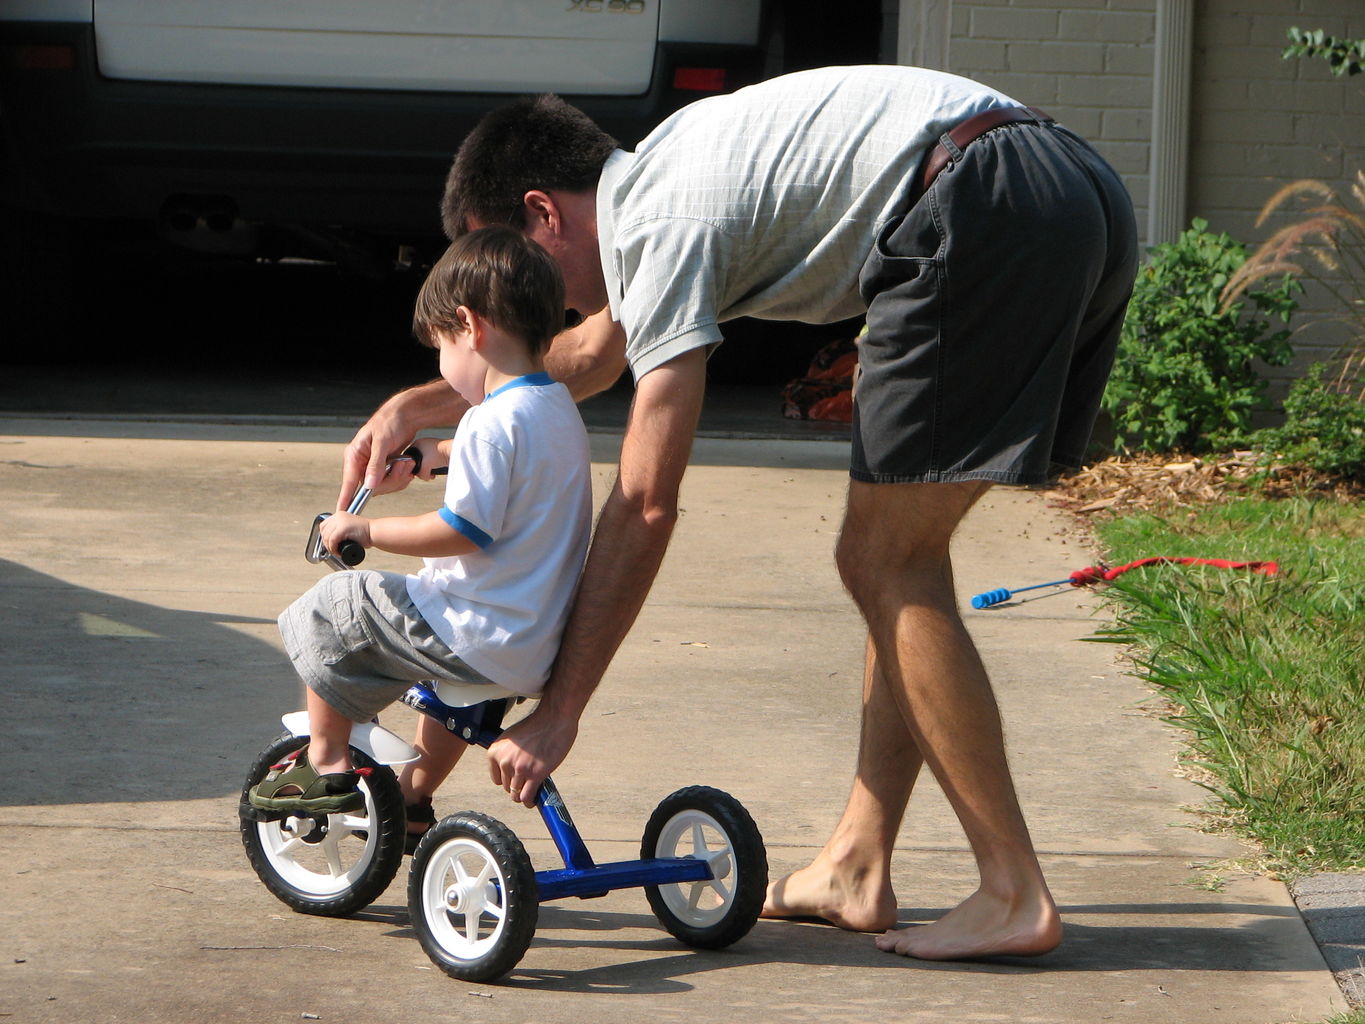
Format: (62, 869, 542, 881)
(859, 203, 941, 306)
(317, 573, 377, 665)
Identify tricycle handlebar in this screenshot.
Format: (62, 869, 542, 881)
(305, 445, 446, 571)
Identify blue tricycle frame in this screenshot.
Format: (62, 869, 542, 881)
(395, 682, 718, 903)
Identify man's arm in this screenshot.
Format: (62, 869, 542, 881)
(487, 347, 707, 805)
(545, 307, 628, 401)
(337, 380, 470, 510)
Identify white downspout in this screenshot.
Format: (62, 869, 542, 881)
(1148, 0, 1194, 245)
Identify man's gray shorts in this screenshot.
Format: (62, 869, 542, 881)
(279, 569, 496, 723)
(853, 120, 1139, 486)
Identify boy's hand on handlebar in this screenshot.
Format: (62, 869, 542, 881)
(320, 511, 371, 554)
(487, 710, 579, 807)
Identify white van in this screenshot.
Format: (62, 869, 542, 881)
(0, 0, 774, 259)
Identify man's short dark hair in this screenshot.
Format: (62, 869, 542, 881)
(441, 94, 618, 239)
(412, 226, 565, 356)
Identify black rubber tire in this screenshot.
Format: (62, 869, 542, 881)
(239, 733, 405, 917)
(641, 786, 767, 949)
(408, 812, 539, 983)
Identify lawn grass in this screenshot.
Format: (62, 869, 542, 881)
(1089, 497, 1365, 873)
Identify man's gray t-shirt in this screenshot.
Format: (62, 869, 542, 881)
(595, 65, 1014, 380)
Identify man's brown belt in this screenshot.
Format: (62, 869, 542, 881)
(917, 106, 1054, 198)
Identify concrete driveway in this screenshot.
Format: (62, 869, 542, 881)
(0, 414, 1346, 1024)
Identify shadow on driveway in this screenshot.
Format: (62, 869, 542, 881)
(0, 559, 291, 806)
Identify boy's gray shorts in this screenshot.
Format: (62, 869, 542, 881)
(279, 569, 496, 723)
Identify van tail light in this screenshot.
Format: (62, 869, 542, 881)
(672, 67, 727, 92)
(7, 44, 76, 71)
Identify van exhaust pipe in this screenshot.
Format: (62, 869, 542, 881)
(158, 194, 259, 255)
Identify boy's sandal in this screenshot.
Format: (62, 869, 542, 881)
(248, 745, 368, 815)
(404, 796, 437, 856)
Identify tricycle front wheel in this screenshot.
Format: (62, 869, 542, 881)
(239, 733, 406, 917)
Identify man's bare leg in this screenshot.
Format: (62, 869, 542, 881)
(850, 479, 1059, 959)
(765, 479, 1060, 958)
(761, 637, 922, 932)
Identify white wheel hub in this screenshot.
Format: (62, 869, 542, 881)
(422, 838, 509, 958)
(654, 810, 736, 927)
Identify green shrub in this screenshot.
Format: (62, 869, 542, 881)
(1103, 219, 1300, 454)
(1247, 363, 1365, 479)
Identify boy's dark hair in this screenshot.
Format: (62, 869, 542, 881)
(412, 226, 565, 356)
(441, 94, 617, 239)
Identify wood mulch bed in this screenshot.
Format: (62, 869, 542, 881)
(1046, 453, 1364, 516)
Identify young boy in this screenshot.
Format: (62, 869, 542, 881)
(249, 226, 593, 839)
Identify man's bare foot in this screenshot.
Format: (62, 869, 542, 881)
(873, 887, 1062, 960)
(761, 861, 899, 933)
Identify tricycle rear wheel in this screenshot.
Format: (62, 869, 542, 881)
(408, 812, 539, 982)
(641, 786, 767, 949)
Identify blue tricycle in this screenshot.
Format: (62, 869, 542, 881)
(237, 465, 767, 982)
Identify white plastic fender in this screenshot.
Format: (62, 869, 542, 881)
(279, 712, 420, 767)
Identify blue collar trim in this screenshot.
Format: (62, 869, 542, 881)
(486, 371, 553, 401)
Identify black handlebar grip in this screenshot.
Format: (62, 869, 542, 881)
(338, 540, 366, 566)
(401, 444, 448, 477)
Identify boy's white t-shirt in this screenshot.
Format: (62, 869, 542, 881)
(406, 373, 592, 694)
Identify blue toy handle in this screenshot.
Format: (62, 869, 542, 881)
(970, 577, 1076, 609)
(971, 588, 1012, 609)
